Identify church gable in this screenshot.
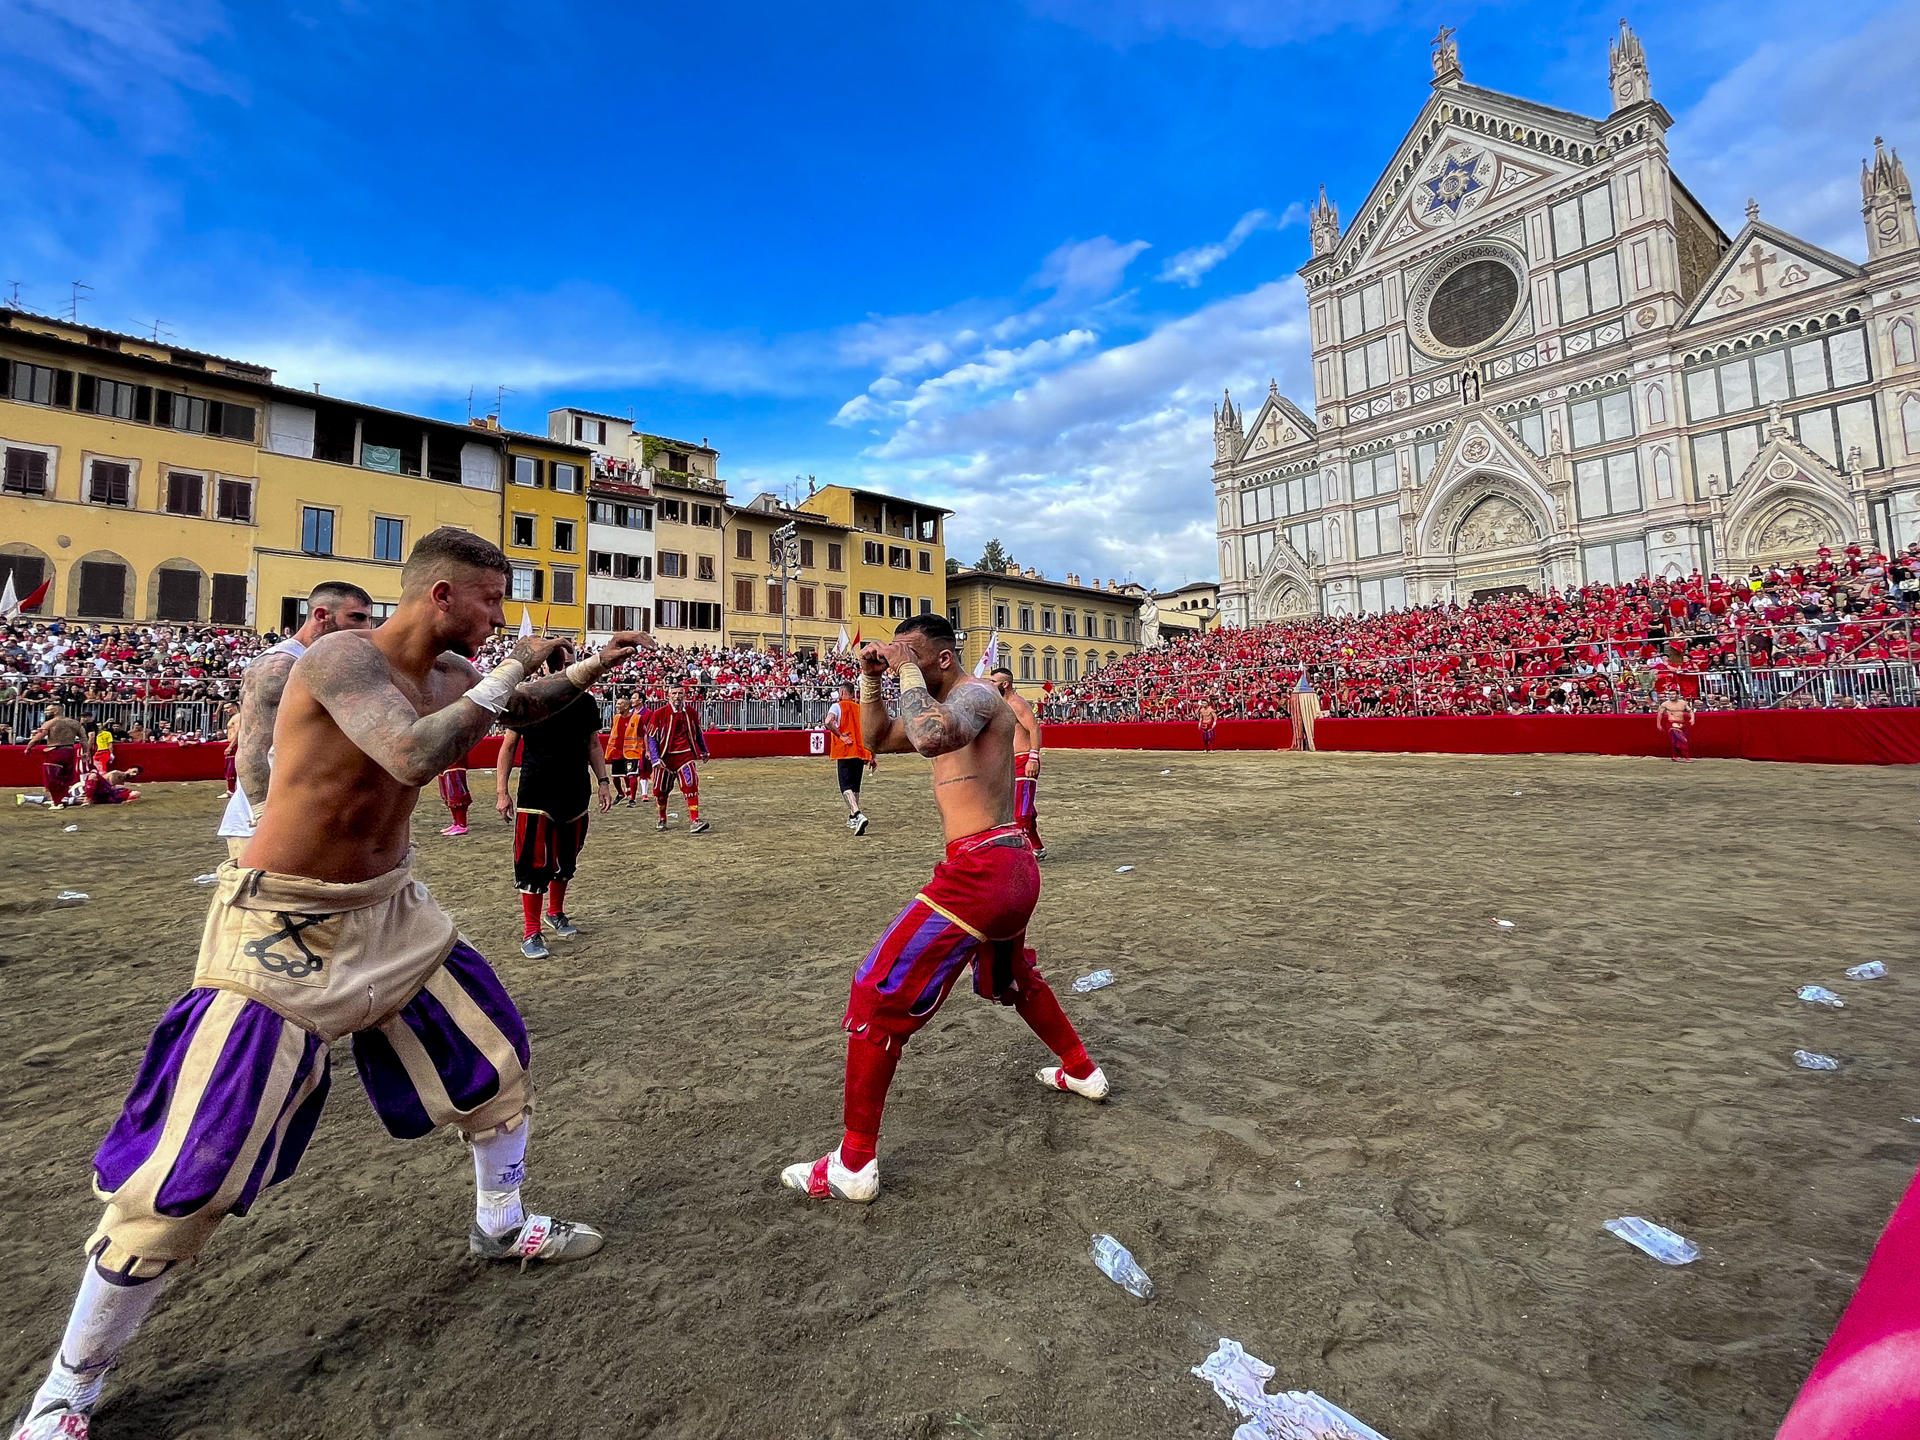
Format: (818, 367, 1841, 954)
(1681, 220, 1865, 326)
(1363, 131, 1577, 265)
(1236, 390, 1317, 465)
(1426, 409, 1551, 491)
(1721, 421, 1864, 560)
(1325, 87, 1606, 277)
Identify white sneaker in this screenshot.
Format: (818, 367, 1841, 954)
(9, 1402, 90, 1439)
(780, 1147, 879, 1203)
(852, 813, 870, 836)
(1037, 1064, 1109, 1101)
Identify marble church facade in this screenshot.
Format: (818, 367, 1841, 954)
(1214, 23, 1920, 627)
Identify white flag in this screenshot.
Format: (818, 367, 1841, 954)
(973, 629, 1000, 678)
(0, 573, 15, 621)
(834, 624, 850, 654)
(519, 606, 535, 640)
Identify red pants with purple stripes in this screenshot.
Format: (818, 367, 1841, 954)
(844, 824, 1047, 1051)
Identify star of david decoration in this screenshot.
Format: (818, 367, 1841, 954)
(1423, 151, 1485, 218)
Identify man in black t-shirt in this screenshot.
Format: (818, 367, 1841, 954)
(496, 687, 611, 959)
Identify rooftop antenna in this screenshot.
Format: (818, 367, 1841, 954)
(4, 282, 21, 308)
(134, 317, 175, 344)
(466, 385, 474, 421)
(63, 281, 93, 322)
(494, 383, 513, 421)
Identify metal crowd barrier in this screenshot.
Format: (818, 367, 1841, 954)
(1, 697, 231, 743)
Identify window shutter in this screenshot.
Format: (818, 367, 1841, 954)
(532, 568, 545, 601)
(157, 569, 201, 621)
(211, 573, 248, 624)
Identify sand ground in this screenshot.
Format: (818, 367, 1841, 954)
(2, 750, 1916, 1439)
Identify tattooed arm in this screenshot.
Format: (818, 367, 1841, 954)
(498, 629, 653, 728)
(898, 677, 1001, 758)
(299, 631, 566, 787)
(234, 649, 297, 802)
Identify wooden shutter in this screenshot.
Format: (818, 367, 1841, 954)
(157, 568, 201, 621)
(77, 560, 129, 617)
(210, 573, 248, 624)
(0, 554, 45, 607)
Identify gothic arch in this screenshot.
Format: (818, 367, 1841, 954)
(1725, 483, 1857, 562)
(1251, 536, 1317, 621)
(1415, 467, 1557, 556)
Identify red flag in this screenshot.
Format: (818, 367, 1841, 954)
(3, 577, 49, 619)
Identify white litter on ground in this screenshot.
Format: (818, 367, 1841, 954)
(1192, 1340, 1391, 1440)
(1116, 865, 1135, 873)
(193, 873, 220, 885)
(1492, 918, 1515, 929)
(55, 891, 90, 902)
(62, 824, 79, 833)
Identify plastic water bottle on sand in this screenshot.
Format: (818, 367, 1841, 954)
(1604, 1216, 1699, 1265)
(1793, 1049, 1840, 1071)
(1091, 1235, 1154, 1298)
(1846, 961, 1888, 981)
(1073, 970, 1114, 993)
(1798, 985, 1845, 1008)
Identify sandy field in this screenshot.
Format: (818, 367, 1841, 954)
(2, 749, 1917, 1440)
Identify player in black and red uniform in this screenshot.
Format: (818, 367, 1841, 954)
(496, 682, 611, 959)
(645, 682, 711, 835)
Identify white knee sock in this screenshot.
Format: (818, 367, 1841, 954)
(29, 1259, 173, 1417)
(471, 1116, 530, 1238)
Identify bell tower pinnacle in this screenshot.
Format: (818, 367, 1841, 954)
(1608, 18, 1651, 111)
(1862, 136, 1918, 261)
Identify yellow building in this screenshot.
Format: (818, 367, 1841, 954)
(0, 308, 508, 630)
(807, 484, 948, 641)
(487, 422, 590, 638)
(646, 435, 727, 639)
(947, 567, 1145, 699)
(722, 493, 853, 655)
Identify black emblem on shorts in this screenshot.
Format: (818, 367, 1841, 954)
(244, 912, 332, 980)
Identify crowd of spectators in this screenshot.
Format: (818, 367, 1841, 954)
(1, 620, 866, 744)
(1045, 547, 1920, 721)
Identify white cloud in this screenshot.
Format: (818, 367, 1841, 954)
(1031, 236, 1151, 298)
(1669, 3, 1920, 257)
(851, 280, 1312, 587)
(1157, 204, 1305, 287)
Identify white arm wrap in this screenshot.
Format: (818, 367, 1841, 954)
(860, 674, 883, 705)
(564, 654, 607, 689)
(467, 659, 527, 715)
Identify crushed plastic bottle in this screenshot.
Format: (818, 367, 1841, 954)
(55, 891, 90, 902)
(1603, 1216, 1699, 1265)
(1793, 1049, 1841, 1071)
(1492, 918, 1515, 929)
(1192, 1339, 1392, 1439)
(193, 873, 221, 885)
(62, 824, 78, 833)
(1798, 985, 1846, 1008)
(1072, 970, 1115, 993)
(1845, 961, 1888, 981)
(1115, 865, 1135, 874)
(1090, 1234, 1154, 1299)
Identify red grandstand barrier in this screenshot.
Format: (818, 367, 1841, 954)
(1040, 710, 1920, 765)
(1776, 1159, 1920, 1439)
(6, 710, 1919, 787)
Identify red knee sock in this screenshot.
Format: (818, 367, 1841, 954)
(839, 1034, 900, 1171)
(547, 880, 568, 917)
(520, 893, 542, 939)
(686, 792, 701, 822)
(1015, 980, 1095, 1079)
(657, 792, 669, 820)
(625, 775, 639, 801)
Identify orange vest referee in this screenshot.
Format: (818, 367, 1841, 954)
(606, 696, 649, 804)
(825, 680, 876, 835)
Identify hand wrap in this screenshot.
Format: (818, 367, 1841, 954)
(467, 659, 527, 715)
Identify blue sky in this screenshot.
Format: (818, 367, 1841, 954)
(4, 0, 1918, 588)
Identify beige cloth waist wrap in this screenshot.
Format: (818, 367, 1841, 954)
(195, 853, 458, 1044)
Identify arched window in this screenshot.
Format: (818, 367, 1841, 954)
(150, 558, 208, 622)
(1063, 655, 1078, 682)
(1893, 318, 1918, 369)
(1018, 647, 1035, 682)
(1042, 649, 1057, 683)
(73, 550, 134, 620)
(0, 542, 51, 614)
(1903, 393, 1920, 457)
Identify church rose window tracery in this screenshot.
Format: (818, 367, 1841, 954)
(1408, 241, 1528, 359)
